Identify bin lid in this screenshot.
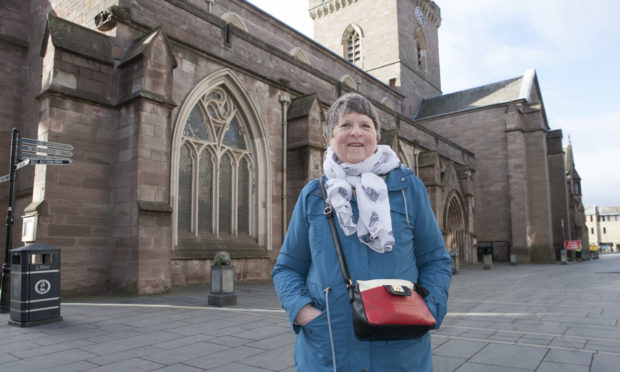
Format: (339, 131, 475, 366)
(10, 243, 60, 253)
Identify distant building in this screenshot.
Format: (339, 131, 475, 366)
(585, 206, 620, 252)
(414, 74, 589, 262)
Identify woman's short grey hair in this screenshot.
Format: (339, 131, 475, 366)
(325, 93, 381, 140)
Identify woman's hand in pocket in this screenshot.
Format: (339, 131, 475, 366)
(294, 304, 323, 326)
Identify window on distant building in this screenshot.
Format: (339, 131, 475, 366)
(590, 215, 593, 222)
(603, 227, 607, 234)
(343, 24, 363, 66)
(591, 227, 594, 234)
(415, 28, 427, 72)
(347, 32, 360, 64)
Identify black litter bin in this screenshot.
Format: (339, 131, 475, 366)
(9, 243, 62, 327)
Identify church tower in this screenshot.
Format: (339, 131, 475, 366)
(309, 0, 442, 116)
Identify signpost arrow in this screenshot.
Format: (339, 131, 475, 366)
(0, 174, 9, 184)
(19, 145, 73, 158)
(15, 159, 30, 170)
(20, 138, 74, 151)
(18, 153, 66, 161)
(28, 158, 72, 165)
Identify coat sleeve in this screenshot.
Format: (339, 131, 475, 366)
(271, 181, 316, 333)
(410, 176, 452, 328)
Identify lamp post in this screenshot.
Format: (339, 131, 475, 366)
(1, 129, 19, 313)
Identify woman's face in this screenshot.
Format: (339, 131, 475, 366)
(330, 111, 378, 164)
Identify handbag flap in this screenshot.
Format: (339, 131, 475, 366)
(357, 279, 414, 292)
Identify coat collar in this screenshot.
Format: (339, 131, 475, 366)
(385, 164, 413, 191)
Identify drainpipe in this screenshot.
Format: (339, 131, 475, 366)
(413, 148, 421, 175)
(279, 92, 291, 237)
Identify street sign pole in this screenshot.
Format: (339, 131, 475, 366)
(1, 128, 19, 313)
(1, 133, 73, 313)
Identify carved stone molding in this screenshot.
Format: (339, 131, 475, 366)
(309, 0, 359, 20)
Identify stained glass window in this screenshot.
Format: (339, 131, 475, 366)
(184, 107, 210, 141)
(238, 158, 250, 235)
(179, 85, 254, 238)
(219, 154, 232, 235)
(178, 144, 192, 233)
(223, 117, 247, 149)
(198, 150, 213, 233)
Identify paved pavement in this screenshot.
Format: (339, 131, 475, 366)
(1, 253, 619, 371)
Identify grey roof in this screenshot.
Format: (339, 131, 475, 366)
(416, 76, 526, 119)
(42, 14, 113, 64)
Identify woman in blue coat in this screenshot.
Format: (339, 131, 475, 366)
(272, 93, 452, 371)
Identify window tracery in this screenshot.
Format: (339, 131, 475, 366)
(178, 86, 254, 238)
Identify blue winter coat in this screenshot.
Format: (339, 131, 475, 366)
(272, 165, 452, 371)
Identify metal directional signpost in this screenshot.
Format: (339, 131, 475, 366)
(0, 129, 73, 313)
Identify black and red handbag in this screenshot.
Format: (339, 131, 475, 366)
(319, 178, 436, 340)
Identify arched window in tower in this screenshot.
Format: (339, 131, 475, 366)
(342, 24, 363, 66)
(415, 28, 427, 72)
(347, 32, 360, 64)
(177, 86, 255, 239)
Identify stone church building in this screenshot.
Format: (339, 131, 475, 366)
(0, 0, 585, 296)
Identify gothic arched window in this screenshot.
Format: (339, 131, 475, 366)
(177, 86, 254, 239)
(415, 28, 427, 72)
(347, 32, 360, 64)
(342, 24, 363, 66)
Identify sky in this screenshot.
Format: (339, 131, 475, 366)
(247, 0, 620, 207)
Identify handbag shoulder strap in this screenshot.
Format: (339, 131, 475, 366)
(319, 177, 355, 301)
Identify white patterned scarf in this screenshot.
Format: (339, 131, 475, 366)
(323, 145, 401, 253)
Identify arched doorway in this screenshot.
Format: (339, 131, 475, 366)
(444, 192, 467, 263)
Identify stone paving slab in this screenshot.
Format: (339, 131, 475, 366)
(0, 253, 618, 371)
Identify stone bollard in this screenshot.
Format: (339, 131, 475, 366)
(482, 246, 492, 270)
